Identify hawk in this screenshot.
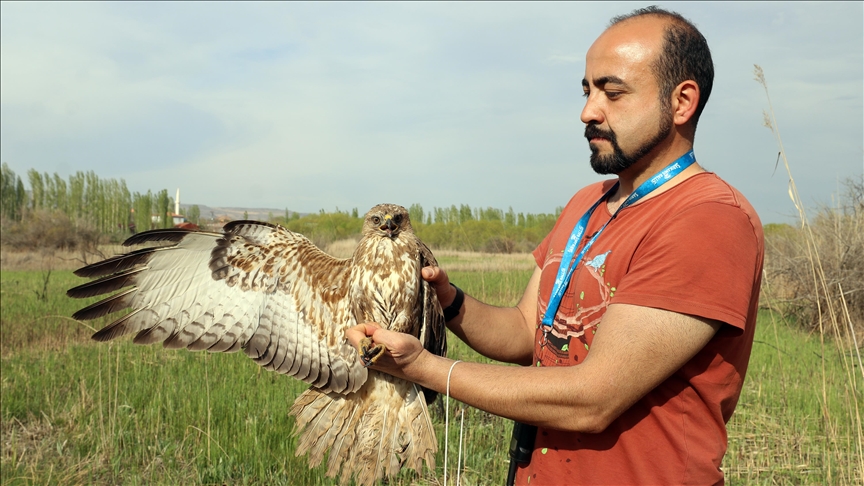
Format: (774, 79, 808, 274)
(67, 203, 447, 486)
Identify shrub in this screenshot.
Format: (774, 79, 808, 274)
(762, 177, 864, 337)
(1, 209, 102, 252)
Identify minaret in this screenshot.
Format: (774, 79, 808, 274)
(175, 188, 180, 215)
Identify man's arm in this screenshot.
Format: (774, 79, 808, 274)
(423, 266, 540, 366)
(347, 303, 720, 433)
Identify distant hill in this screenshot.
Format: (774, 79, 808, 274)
(178, 204, 304, 222)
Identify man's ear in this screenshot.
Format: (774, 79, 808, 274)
(671, 80, 699, 127)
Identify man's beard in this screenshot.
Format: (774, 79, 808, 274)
(585, 114, 673, 175)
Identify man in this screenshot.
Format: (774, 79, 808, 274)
(348, 6, 763, 485)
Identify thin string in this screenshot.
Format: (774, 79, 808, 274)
(444, 360, 462, 486)
(457, 406, 465, 486)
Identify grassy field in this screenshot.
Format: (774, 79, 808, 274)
(1, 253, 861, 485)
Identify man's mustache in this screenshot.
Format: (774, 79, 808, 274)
(584, 124, 616, 142)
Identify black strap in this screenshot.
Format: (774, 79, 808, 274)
(443, 284, 464, 322)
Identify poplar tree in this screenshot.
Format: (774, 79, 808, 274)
(187, 205, 200, 225)
(1, 163, 25, 221)
(27, 169, 44, 210)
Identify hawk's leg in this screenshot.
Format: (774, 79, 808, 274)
(359, 337, 387, 367)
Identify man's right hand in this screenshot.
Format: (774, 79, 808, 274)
(421, 266, 459, 308)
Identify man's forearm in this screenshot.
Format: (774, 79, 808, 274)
(423, 266, 539, 365)
(446, 294, 535, 365)
(404, 351, 609, 433)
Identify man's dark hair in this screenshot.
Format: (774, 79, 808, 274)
(610, 6, 714, 128)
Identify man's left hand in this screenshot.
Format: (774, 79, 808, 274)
(346, 323, 427, 380)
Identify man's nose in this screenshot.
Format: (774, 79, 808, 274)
(580, 94, 604, 126)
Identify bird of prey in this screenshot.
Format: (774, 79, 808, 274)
(67, 203, 447, 486)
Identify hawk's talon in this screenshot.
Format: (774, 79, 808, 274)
(359, 337, 387, 367)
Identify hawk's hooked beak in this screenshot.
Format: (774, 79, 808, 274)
(380, 215, 397, 237)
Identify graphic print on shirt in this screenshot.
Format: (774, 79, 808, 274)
(540, 249, 616, 365)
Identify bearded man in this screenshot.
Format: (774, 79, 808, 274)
(349, 6, 764, 485)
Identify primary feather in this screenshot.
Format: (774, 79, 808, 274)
(68, 203, 447, 485)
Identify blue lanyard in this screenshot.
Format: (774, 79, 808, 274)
(541, 150, 696, 334)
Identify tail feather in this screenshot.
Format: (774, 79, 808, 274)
(325, 400, 362, 477)
(292, 388, 360, 472)
(302, 395, 349, 468)
(289, 372, 437, 486)
(401, 387, 436, 472)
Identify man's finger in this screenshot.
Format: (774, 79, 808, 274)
(345, 322, 382, 347)
(421, 266, 447, 283)
(421, 267, 459, 307)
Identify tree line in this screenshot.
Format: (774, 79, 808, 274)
(1, 163, 202, 236)
(1, 163, 560, 252)
(272, 204, 561, 253)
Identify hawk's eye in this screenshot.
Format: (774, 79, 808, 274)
(371, 216, 381, 225)
(393, 215, 403, 224)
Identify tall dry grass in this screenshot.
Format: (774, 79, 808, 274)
(754, 64, 863, 483)
(325, 238, 537, 274)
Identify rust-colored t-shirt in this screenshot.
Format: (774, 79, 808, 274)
(516, 173, 764, 485)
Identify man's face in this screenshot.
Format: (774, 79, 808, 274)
(581, 18, 673, 175)
(584, 112, 672, 175)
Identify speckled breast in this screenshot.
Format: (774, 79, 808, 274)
(348, 236, 422, 334)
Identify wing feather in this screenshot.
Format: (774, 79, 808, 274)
(73, 287, 137, 321)
(290, 311, 311, 376)
(66, 267, 146, 298)
(91, 307, 146, 342)
(73, 247, 165, 278)
(415, 239, 447, 404)
(307, 329, 321, 385)
(68, 223, 368, 394)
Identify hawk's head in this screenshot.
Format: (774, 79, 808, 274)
(363, 204, 413, 239)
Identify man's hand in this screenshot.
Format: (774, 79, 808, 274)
(422, 266, 458, 308)
(346, 323, 428, 380)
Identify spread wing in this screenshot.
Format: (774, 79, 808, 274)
(68, 221, 368, 395)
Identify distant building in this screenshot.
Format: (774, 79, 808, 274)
(150, 212, 199, 230)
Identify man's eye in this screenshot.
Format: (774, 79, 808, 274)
(606, 91, 622, 99)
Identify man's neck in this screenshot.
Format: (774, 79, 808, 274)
(606, 144, 702, 213)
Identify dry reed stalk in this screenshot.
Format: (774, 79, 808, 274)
(755, 64, 863, 483)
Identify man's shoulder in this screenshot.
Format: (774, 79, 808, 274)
(678, 172, 748, 204)
(672, 173, 762, 225)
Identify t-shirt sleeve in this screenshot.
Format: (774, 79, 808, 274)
(611, 201, 761, 332)
(533, 193, 579, 269)
(533, 229, 553, 269)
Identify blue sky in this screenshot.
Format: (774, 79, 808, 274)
(1, 2, 862, 224)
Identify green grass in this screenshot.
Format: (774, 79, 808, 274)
(725, 310, 863, 484)
(0, 269, 517, 485)
(1, 267, 861, 484)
